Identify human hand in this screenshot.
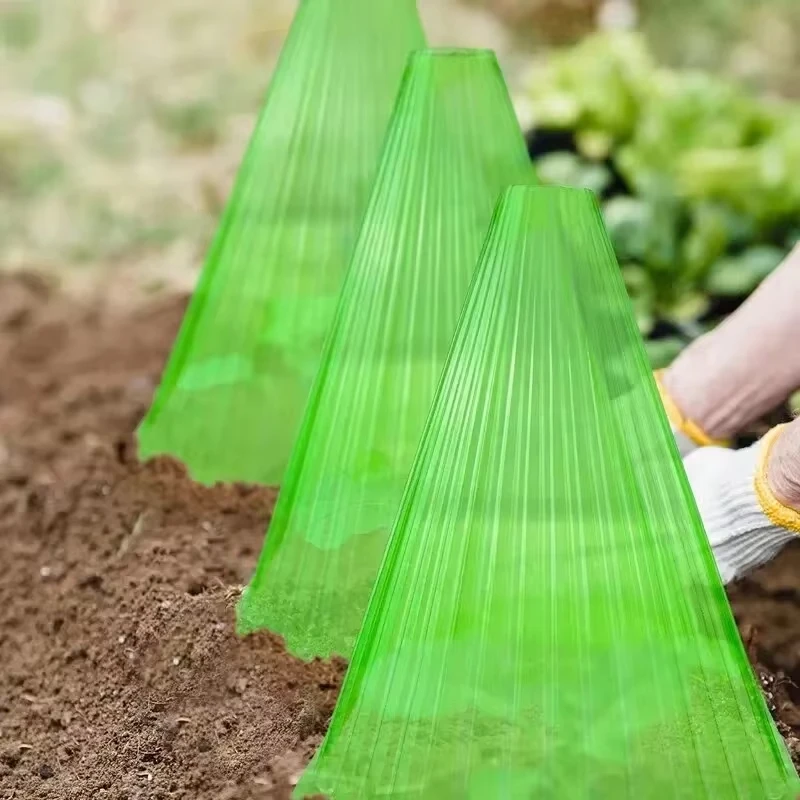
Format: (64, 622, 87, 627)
(683, 425, 800, 584)
(654, 369, 730, 458)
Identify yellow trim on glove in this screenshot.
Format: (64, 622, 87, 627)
(654, 370, 730, 449)
(754, 424, 800, 535)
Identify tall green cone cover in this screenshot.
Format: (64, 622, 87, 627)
(136, 0, 426, 485)
(236, 49, 534, 657)
(296, 186, 799, 799)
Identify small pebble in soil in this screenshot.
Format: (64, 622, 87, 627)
(39, 764, 54, 779)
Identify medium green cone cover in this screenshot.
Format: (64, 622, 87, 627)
(295, 187, 799, 799)
(136, 0, 425, 485)
(236, 49, 534, 657)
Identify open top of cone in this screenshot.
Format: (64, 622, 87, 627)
(137, 0, 425, 485)
(295, 186, 799, 799)
(236, 48, 535, 658)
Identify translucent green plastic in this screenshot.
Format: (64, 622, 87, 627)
(236, 49, 534, 656)
(136, 0, 425, 485)
(296, 186, 800, 799)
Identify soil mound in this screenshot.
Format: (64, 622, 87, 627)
(0, 273, 797, 798)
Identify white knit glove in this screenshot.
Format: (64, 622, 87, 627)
(684, 427, 799, 584)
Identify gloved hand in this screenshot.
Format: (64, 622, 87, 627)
(654, 369, 730, 458)
(683, 424, 800, 584)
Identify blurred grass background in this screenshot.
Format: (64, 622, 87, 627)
(1, 0, 798, 294)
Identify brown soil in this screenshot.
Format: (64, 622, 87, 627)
(0, 272, 798, 799)
(0, 274, 341, 799)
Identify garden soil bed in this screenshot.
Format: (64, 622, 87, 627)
(0, 272, 798, 799)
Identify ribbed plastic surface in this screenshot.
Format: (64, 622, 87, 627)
(137, 0, 425, 485)
(236, 49, 534, 658)
(296, 186, 800, 799)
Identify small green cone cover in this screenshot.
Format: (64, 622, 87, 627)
(295, 186, 800, 799)
(236, 49, 534, 657)
(136, 0, 426, 485)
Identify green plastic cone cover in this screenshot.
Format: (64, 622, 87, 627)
(236, 49, 535, 657)
(136, 0, 425, 485)
(295, 186, 800, 799)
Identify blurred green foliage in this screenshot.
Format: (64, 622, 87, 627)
(2, 0, 797, 307)
(527, 32, 800, 367)
(1, 1, 41, 51)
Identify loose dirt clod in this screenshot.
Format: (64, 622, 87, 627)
(0, 272, 797, 799)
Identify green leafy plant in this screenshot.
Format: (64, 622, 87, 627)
(527, 32, 800, 367)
